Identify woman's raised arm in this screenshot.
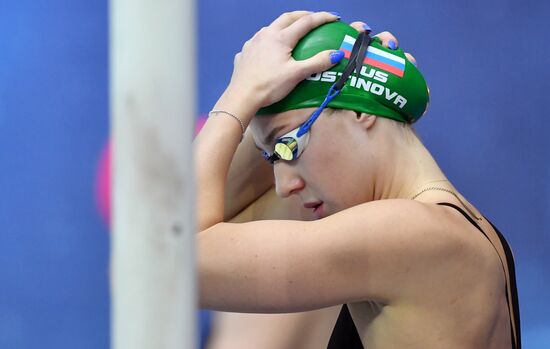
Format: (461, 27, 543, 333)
(194, 11, 343, 231)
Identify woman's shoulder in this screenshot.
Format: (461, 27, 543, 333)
(334, 198, 500, 274)
(301, 199, 493, 302)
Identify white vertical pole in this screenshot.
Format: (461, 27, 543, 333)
(110, 0, 196, 348)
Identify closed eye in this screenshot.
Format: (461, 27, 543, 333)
(254, 143, 271, 156)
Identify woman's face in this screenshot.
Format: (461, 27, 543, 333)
(250, 108, 378, 219)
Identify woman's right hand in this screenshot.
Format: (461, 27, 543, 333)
(226, 11, 344, 114)
(225, 13, 419, 116)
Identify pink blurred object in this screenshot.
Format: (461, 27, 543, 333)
(94, 115, 208, 229)
(95, 140, 112, 227)
(195, 115, 207, 135)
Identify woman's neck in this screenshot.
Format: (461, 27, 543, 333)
(374, 130, 449, 201)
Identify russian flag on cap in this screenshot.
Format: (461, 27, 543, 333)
(339, 35, 406, 78)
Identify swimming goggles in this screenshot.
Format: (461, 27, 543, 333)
(262, 31, 372, 164)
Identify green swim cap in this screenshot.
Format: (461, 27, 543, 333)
(257, 22, 430, 123)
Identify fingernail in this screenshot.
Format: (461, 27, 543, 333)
(328, 11, 341, 19)
(411, 60, 417, 67)
(363, 23, 372, 32)
(388, 40, 397, 50)
(330, 50, 345, 64)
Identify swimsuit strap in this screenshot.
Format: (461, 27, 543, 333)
(437, 202, 521, 349)
(327, 304, 363, 349)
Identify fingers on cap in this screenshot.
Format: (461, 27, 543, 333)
(283, 11, 340, 47)
(270, 11, 313, 29)
(374, 31, 399, 49)
(349, 21, 371, 33)
(294, 49, 338, 79)
(405, 52, 417, 67)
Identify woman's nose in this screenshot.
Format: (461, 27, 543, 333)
(274, 162, 305, 198)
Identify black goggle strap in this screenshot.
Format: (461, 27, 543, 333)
(334, 31, 372, 91)
(297, 32, 372, 138)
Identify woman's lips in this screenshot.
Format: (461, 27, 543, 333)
(303, 201, 322, 209)
(304, 202, 325, 219)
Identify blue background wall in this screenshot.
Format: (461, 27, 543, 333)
(0, 0, 548, 348)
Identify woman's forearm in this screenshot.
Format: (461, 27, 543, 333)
(224, 131, 274, 221)
(194, 87, 261, 231)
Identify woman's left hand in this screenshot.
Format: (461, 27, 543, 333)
(226, 11, 343, 112)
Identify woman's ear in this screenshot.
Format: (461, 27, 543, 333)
(355, 112, 377, 130)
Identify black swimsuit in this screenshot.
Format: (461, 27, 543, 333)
(327, 202, 521, 349)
